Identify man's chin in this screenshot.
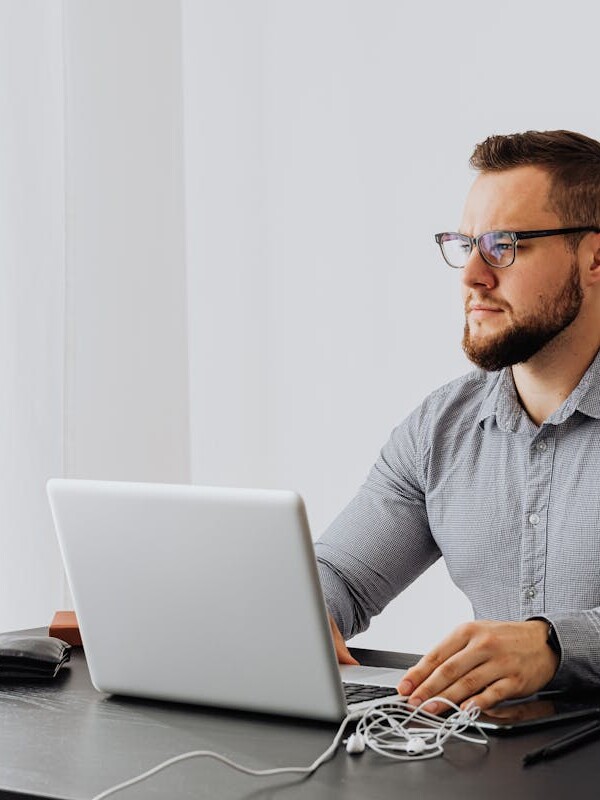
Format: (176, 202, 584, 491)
(462, 332, 549, 372)
(462, 334, 513, 372)
(463, 351, 505, 372)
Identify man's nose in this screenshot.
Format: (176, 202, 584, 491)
(461, 245, 498, 292)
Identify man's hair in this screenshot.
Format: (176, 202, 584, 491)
(470, 130, 600, 251)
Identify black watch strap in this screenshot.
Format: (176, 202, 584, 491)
(546, 622, 561, 656)
(529, 617, 561, 658)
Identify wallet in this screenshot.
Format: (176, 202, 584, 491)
(0, 635, 71, 679)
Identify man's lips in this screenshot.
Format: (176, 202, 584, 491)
(467, 303, 504, 316)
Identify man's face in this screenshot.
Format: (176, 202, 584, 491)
(459, 166, 583, 372)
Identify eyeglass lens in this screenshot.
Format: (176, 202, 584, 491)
(440, 231, 515, 268)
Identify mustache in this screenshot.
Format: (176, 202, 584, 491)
(464, 294, 511, 313)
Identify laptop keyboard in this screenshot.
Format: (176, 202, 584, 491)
(343, 682, 399, 704)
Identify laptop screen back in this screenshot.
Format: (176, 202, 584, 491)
(47, 480, 347, 721)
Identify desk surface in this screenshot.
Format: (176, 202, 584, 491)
(0, 631, 599, 800)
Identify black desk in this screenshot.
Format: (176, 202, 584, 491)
(0, 631, 598, 799)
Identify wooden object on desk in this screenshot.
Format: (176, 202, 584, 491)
(49, 610, 82, 647)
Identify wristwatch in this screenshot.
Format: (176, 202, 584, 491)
(546, 622, 561, 657)
(530, 617, 561, 658)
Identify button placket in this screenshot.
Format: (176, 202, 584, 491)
(520, 429, 556, 617)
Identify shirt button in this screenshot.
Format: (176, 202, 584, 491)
(526, 587, 536, 599)
(528, 513, 540, 525)
(536, 440, 548, 452)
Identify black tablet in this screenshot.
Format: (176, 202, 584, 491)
(476, 693, 600, 733)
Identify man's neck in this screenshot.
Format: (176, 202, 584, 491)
(512, 331, 600, 426)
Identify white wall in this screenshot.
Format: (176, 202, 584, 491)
(182, 1, 270, 489)
(63, 0, 190, 484)
(183, 0, 600, 654)
(0, 0, 65, 631)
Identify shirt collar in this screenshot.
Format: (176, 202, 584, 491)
(558, 346, 600, 422)
(477, 368, 522, 432)
(477, 347, 600, 431)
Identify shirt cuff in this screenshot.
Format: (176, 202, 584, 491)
(530, 611, 600, 690)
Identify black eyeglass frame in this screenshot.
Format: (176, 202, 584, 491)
(434, 226, 600, 269)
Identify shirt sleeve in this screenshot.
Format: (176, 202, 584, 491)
(530, 612, 600, 689)
(314, 404, 441, 640)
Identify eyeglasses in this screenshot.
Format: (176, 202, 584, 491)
(435, 226, 600, 269)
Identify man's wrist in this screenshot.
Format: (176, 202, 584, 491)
(528, 617, 562, 663)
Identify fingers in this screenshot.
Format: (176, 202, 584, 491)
(337, 644, 360, 665)
(398, 622, 477, 698)
(328, 614, 359, 665)
(417, 662, 504, 714)
(459, 678, 515, 712)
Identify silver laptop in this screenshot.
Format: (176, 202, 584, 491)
(47, 479, 406, 722)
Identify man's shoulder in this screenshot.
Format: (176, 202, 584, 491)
(417, 367, 498, 424)
(383, 368, 498, 479)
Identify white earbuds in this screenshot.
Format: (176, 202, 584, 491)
(347, 731, 428, 756)
(345, 733, 366, 754)
(405, 737, 427, 755)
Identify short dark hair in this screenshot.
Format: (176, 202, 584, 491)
(470, 130, 600, 251)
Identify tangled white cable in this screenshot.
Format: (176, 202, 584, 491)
(347, 696, 488, 761)
(90, 697, 488, 800)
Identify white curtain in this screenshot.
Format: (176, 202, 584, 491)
(0, 0, 190, 632)
(0, 0, 65, 631)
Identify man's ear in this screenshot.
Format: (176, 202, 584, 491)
(585, 234, 600, 286)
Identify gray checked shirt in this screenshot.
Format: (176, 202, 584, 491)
(315, 348, 600, 689)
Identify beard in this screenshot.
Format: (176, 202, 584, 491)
(462, 260, 583, 372)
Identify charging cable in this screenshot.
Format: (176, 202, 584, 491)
(91, 713, 356, 800)
(90, 697, 488, 799)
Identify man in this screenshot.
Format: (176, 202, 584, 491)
(315, 129, 600, 713)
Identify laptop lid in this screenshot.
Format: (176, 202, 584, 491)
(47, 479, 350, 722)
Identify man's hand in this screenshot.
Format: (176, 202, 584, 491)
(328, 614, 359, 665)
(397, 619, 559, 712)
